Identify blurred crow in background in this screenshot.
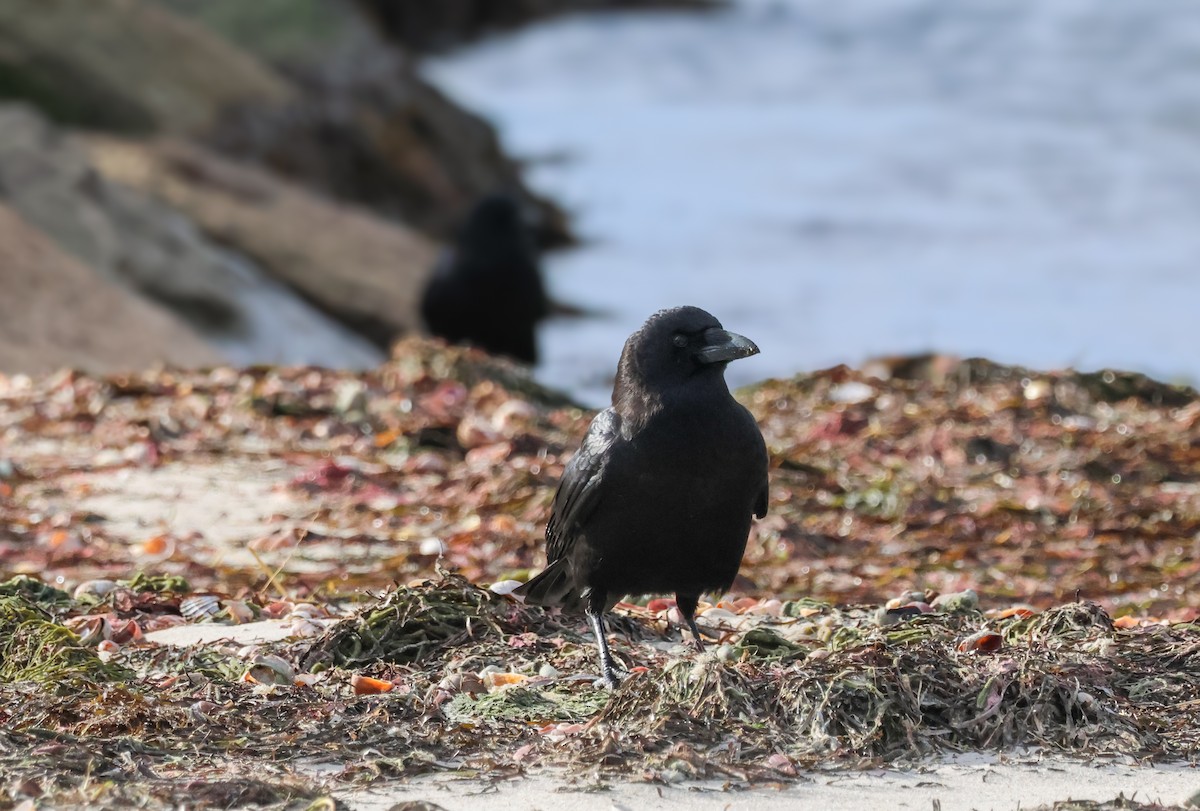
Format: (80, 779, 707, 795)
(420, 194, 548, 363)
(517, 306, 769, 687)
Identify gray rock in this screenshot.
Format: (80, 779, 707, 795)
(0, 200, 220, 374)
(0, 104, 384, 368)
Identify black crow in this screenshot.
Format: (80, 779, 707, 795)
(516, 306, 769, 687)
(420, 194, 548, 363)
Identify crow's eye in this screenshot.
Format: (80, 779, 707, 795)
(672, 334, 689, 348)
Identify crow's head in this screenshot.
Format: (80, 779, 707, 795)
(614, 306, 759, 407)
(455, 193, 537, 270)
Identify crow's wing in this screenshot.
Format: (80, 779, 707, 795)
(545, 407, 621, 564)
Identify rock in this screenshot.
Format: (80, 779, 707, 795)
(0, 105, 242, 331)
(86, 136, 439, 348)
(1, 0, 567, 246)
(0, 105, 382, 367)
(0, 0, 291, 134)
(931, 589, 981, 613)
(353, 0, 720, 53)
(0, 202, 220, 374)
(156, 0, 358, 66)
(207, 36, 570, 244)
(153, 0, 575, 244)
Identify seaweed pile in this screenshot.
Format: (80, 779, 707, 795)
(0, 568, 1196, 808)
(2, 342, 1200, 806)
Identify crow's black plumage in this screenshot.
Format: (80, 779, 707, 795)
(420, 194, 548, 363)
(516, 306, 769, 687)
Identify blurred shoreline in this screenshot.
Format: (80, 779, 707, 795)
(430, 0, 1200, 406)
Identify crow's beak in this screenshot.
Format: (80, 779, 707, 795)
(697, 328, 760, 364)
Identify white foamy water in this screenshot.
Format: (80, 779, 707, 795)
(428, 0, 1200, 405)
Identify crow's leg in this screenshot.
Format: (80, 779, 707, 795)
(675, 592, 706, 652)
(586, 603, 621, 688)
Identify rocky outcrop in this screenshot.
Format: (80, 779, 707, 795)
(205, 27, 571, 244)
(0, 104, 391, 368)
(0, 0, 291, 134)
(353, 0, 720, 52)
(0, 105, 246, 334)
(0, 0, 567, 244)
(85, 135, 439, 348)
(0, 0, 586, 374)
(0, 203, 221, 375)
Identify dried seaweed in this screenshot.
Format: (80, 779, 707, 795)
(0, 596, 129, 684)
(300, 572, 558, 671)
(4, 347, 1200, 804)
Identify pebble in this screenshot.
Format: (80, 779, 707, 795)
(932, 589, 980, 612)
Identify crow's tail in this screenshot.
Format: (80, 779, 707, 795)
(514, 559, 583, 610)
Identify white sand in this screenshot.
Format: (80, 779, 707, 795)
(341, 756, 1199, 811)
(143, 618, 325, 647)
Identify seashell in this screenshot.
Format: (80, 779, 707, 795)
(456, 414, 501, 449)
(745, 599, 784, 617)
(492, 399, 537, 433)
(190, 700, 219, 722)
(262, 600, 293, 619)
(484, 672, 527, 690)
(139, 534, 175, 561)
(957, 630, 1003, 654)
(223, 600, 255, 624)
(989, 605, 1036, 619)
(287, 617, 325, 638)
(180, 594, 221, 621)
(351, 674, 394, 695)
(107, 618, 143, 644)
(438, 672, 485, 695)
(287, 603, 319, 619)
(766, 753, 797, 776)
(829, 381, 875, 404)
(73, 579, 119, 601)
(244, 654, 294, 686)
(419, 537, 445, 556)
(698, 607, 738, 624)
(488, 579, 522, 596)
(65, 615, 108, 646)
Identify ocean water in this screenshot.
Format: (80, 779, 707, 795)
(427, 0, 1200, 406)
